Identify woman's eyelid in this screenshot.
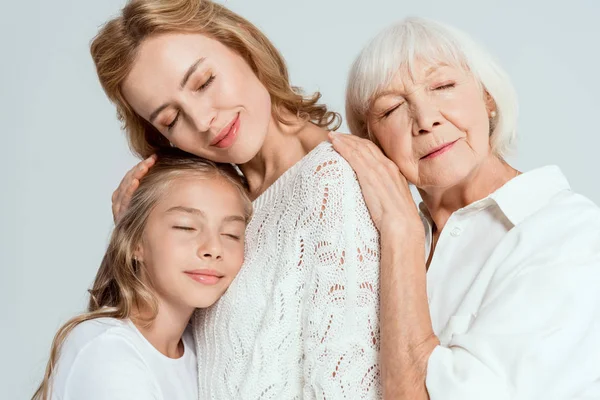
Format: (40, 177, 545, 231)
(190, 70, 215, 91)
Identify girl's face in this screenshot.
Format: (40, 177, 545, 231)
(122, 33, 273, 165)
(135, 174, 247, 312)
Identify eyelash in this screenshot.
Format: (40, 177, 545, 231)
(196, 74, 215, 92)
(173, 226, 195, 231)
(165, 75, 216, 131)
(382, 104, 402, 119)
(379, 82, 455, 119)
(434, 82, 455, 90)
(173, 227, 240, 241)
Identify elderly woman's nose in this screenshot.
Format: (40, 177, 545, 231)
(411, 100, 442, 135)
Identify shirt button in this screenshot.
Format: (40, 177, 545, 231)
(450, 227, 462, 237)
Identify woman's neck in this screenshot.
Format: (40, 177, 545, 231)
(132, 300, 194, 359)
(419, 155, 519, 234)
(239, 114, 330, 200)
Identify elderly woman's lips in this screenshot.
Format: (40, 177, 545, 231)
(421, 140, 458, 160)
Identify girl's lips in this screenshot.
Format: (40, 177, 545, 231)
(184, 272, 222, 285)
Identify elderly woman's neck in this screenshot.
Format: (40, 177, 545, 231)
(419, 155, 518, 233)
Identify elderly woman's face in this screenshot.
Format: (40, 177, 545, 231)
(368, 61, 494, 190)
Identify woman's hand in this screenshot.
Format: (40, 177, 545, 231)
(111, 155, 157, 223)
(329, 132, 422, 237)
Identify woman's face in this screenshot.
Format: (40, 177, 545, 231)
(368, 61, 494, 190)
(135, 175, 247, 311)
(122, 33, 272, 165)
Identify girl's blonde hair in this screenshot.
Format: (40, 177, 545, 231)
(32, 148, 252, 400)
(91, 0, 341, 159)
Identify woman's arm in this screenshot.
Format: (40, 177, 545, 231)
(330, 133, 438, 399)
(331, 133, 600, 399)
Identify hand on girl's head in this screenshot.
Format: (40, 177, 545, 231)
(112, 154, 157, 223)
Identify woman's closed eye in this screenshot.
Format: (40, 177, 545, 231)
(433, 82, 455, 91)
(162, 75, 216, 131)
(166, 112, 180, 131)
(380, 103, 403, 119)
(196, 74, 215, 92)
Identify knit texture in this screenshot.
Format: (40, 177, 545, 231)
(194, 142, 381, 399)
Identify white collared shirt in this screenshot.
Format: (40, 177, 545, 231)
(423, 166, 600, 400)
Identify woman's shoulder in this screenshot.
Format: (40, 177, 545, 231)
(509, 179, 600, 263)
(297, 140, 360, 185)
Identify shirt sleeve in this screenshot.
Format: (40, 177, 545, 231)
(61, 333, 160, 400)
(426, 236, 600, 400)
(300, 154, 382, 399)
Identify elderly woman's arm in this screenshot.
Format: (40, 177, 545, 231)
(380, 228, 439, 399)
(330, 133, 439, 399)
(331, 133, 600, 399)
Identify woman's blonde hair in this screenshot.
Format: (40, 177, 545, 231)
(91, 0, 341, 159)
(32, 148, 251, 400)
(346, 17, 518, 158)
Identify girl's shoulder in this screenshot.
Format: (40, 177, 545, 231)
(52, 318, 157, 398)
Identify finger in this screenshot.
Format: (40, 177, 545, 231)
(132, 157, 155, 180)
(330, 134, 375, 179)
(119, 178, 139, 212)
(341, 133, 391, 165)
(112, 204, 119, 223)
(332, 134, 411, 206)
(334, 133, 409, 188)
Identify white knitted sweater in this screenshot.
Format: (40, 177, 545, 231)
(194, 142, 382, 399)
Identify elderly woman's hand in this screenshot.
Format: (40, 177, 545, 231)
(329, 132, 423, 237)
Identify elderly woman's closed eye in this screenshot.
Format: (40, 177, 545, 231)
(331, 17, 600, 400)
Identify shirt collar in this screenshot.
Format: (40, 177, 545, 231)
(418, 165, 571, 228)
(489, 165, 570, 225)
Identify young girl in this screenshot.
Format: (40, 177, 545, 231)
(93, 0, 382, 397)
(32, 148, 252, 400)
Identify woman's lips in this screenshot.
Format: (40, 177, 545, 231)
(421, 139, 459, 160)
(211, 113, 240, 149)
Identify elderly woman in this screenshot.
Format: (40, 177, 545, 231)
(330, 17, 600, 399)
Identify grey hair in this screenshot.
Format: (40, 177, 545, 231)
(346, 17, 518, 157)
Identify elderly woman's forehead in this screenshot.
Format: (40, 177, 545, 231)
(374, 61, 468, 94)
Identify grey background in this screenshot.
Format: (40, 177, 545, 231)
(1, 0, 598, 398)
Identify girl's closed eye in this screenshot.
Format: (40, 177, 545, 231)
(222, 233, 241, 241)
(173, 225, 195, 231)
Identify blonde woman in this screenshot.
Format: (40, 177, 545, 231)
(95, 0, 381, 398)
(33, 148, 252, 400)
(332, 17, 600, 399)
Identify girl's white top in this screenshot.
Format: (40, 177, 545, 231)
(50, 317, 197, 400)
(194, 142, 382, 399)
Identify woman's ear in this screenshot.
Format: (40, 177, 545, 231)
(484, 90, 497, 117)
